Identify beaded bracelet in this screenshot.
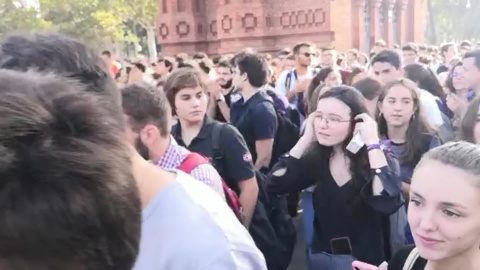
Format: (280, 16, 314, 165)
(367, 143, 381, 151)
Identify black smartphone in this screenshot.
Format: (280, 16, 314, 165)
(330, 237, 352, 255)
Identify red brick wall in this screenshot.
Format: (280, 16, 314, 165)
(156, 0, 427, 55)
(330, 0, 354, 52)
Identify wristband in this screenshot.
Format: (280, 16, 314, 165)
(367, 143, 381, 151)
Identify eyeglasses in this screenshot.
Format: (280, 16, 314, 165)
(300, 52, 312, 58)
(314, 114, 351, 125)
(451, 72, 463, 79)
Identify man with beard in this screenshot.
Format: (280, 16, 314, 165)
(121, 83, 226, 199)
(208, 60, 241, 122)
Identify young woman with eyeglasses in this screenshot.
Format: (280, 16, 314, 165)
(267, 86, 403, 268)
(445, 62, 471, 123)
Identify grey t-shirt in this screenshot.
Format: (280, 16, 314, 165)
(133, 171, 267, 270)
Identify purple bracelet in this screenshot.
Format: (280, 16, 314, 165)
(367, 143, 381, 151)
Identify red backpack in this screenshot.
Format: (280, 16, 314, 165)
(177, 152, 245, 224)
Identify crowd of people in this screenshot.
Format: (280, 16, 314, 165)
(0, 31, 479, 270)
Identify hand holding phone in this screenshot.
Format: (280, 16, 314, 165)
(352, 260, 378, 270)
(353, 113, 380, 146)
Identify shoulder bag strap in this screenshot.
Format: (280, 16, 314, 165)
(402, 247, 420, 270)
(178, 153, 210, 174)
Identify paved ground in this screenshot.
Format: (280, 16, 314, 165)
(287, 213, 307, 270)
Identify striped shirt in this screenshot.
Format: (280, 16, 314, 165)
(157, 137, 225, 199)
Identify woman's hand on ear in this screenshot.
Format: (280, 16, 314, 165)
(301, 113, 316, 144)
(354, 113, 380, 146)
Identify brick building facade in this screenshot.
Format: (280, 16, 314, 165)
(156, 0, 427, 55)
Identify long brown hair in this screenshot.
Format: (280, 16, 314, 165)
(377, 79, 434, 165)
(460, 97, 480, 143)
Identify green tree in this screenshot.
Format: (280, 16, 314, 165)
(429, 0, 480, 43)
(113, 0, 158, 59)
(38, 0, 125, 47)
(0, 0, 51, 38)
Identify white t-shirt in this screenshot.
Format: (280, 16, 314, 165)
(418, 89, 444, 128)
(274, 68, 314, 97)
(134, 171, 267, 270)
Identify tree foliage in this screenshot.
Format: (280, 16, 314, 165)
(38, 0, 126, 47)
(429, 0, 480, 42)
(0, 0, 51, 38)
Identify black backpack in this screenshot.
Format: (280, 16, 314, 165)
(249, 171, 296, 270)
(209, 122, 296, 270)
(242, 92, 300, 169)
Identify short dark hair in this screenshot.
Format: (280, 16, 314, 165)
(234, 52, 267, 88)
(102, 50, 111, 58)
(352, 77, 383, 100)
(277, 49, 291, 57)
(286, 54, 296, 61)
(133, 62, 146, 73)
(293, 42, 311, 54)
(193, 52, 208, 60)
(402, 43, 418, 54)
(0, 69, 141, 270)
(321, 46, 336, 52)
(164, 67, 207, 115)
(158, 57, 174, 72)
(460, 40, 472, 48)
(371, 49, 402, 69)
(418, 55, 433, 65)
(440, 42, 455, 56)
(198, 59, 213, 75)
(217, 60, 233, 72)
(122, 83, 172, 137)
(0, 33, 120, 108)
(463, 49, 480, 69)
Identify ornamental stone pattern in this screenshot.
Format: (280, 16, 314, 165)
(156, 0, 426, 55)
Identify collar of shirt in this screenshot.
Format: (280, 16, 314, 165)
(156, 136, 190, 170)
(172, 117, 213, 146)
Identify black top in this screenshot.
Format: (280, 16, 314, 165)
(266, 155, 403, 265)
(230, 91, 278, 164)
(172, 117, 255, 193)
(436, 64, 449, 75)
(388, 245, 427, 270)
(386, 134, 441, 184)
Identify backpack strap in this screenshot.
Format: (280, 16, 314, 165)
(211, 121, 225, 160)
(402, 247, 420, 270)
(284, 69, 298, 92)
(178, 153, 210, 174)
